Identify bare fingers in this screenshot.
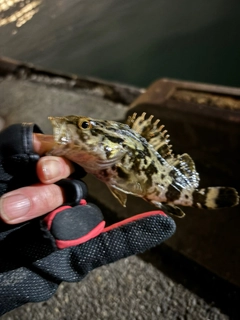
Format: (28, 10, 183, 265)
(0, 184, 65, 224)
(33, 133, 75, 183)
(0, 133, 75, 224)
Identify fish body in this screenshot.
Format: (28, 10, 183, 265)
(48, 113, 239, 217)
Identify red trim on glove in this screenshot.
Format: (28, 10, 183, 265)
(43, 205, 72, 230)
(79, 199, 87, 205)
(103, 211, 167, 233)
(44, 201, 166, 249)
(55, 220, 106, 249)
(44, 199, 87, 230)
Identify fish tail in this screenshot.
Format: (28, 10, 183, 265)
(192, 187, 239, 209)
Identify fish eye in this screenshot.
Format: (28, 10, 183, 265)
(82, 121, 89, 129)
(78, 119, 92, 130)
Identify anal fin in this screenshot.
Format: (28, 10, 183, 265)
(162, 204, 186, 218)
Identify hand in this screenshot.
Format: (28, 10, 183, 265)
(0, 123, 176, 316)
(0, 134, 75, 224)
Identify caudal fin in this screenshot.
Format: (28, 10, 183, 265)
(192, 187, 239, 209)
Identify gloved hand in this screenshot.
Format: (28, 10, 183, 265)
(0, 123, 176, 316)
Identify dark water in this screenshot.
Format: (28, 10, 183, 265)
(1, 0, 240, 87)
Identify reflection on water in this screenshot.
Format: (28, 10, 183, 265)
(0, 0, 240, 87)
(0, 0, 41, 28)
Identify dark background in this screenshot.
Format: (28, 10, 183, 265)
(1, 0, 240, 88)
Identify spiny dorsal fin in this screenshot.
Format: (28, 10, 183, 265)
(126, 112, 173, 159)
(168, 153, 200, 188)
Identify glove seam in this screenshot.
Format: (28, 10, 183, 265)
(21, 123, 43, 155)
(55, 220, 106, 249)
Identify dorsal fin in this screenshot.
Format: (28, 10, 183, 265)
(168, 153, 200, 188)
(126, 112, 173, 159)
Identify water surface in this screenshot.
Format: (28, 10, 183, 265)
(1, 0, 240, 87)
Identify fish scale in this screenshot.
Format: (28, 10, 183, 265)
(48, 113, 239, 218)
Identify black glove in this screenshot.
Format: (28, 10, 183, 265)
(0, 123, 176, 316)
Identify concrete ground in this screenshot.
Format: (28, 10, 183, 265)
(0, 256, 230, 320)
(0, 68, 239, 319)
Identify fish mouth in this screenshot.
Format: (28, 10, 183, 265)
(48, 117, 73, 145)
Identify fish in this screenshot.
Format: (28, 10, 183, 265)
(48, 112, 239, 217)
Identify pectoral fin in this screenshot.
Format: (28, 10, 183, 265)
(108, 185, 127, 207)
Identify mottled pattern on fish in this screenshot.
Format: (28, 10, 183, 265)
(48, 113, 239, 217)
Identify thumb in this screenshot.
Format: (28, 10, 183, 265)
(96, 211, 176, 262)
(23, 211, 176, 283)
(50, 211, 176, 282)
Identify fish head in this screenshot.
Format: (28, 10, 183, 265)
(48, 115, 128, 167)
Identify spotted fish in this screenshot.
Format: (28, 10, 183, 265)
(48, 113, 239, 217)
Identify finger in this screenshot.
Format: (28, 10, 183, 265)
(0, 184, 65, 224)
(33, 133, 55, 155)
(37, 156, 75, 184)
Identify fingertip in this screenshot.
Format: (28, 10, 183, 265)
(37, 156, 74, 183)
(0, 193, 31, 224)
